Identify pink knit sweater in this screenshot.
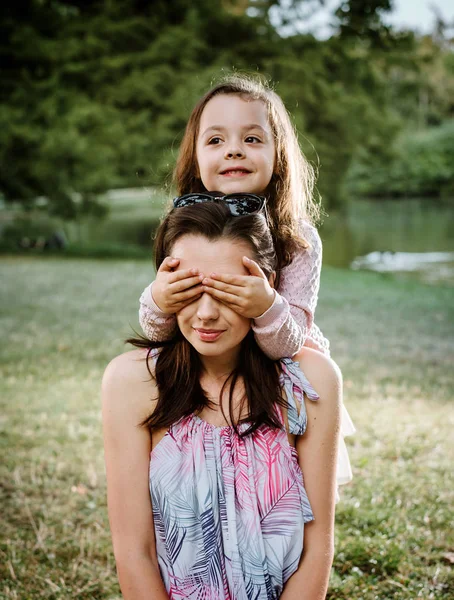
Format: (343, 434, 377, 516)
(139, 221, 330, 360)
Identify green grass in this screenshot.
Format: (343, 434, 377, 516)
(0, 258, 453, 599)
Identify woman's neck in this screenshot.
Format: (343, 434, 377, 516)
(199, 349, 239, 382)
(199, 351, 246, 419)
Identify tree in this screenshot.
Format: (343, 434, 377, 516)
(0, 0, 279, 215)
(1, 0, 451, 217)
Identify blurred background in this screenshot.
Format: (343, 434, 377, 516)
(1, 0, 453, 282)
(1, 1, 453, 599)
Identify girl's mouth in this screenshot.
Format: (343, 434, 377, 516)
(220, 169, 251, 177)
(194, 328, 225, 342)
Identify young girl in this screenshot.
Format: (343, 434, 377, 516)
(138, 75, 354, 487)
(102, 202, 341, 599)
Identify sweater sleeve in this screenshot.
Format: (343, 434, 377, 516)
(138, 283, 177, 342)
(252, 221, 326, 360)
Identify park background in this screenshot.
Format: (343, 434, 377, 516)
(1, 0, 453, 598)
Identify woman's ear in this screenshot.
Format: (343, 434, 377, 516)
(268, 271, 276, 289)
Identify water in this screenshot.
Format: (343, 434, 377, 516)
(320, 199, 454, 285)
(3, 194, 453, 285)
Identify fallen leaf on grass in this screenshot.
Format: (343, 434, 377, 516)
(7, 560, 16, 580)
(442, 552, 454, 564)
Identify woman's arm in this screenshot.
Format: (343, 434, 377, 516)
(281, 349, 342, 599)
(252, 223, 329, 359)
(102, 350, 169, 599)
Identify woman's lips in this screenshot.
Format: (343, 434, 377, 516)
(194, 328, 225, 342)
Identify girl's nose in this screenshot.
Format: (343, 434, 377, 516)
(196, 292, 220, 322)
(225, 145, 245, 159)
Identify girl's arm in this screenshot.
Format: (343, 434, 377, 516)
(252, 222, 327, 360)
(102, 351, 169, 600)
(139, 283, 177, 342)
(281, 349, 341, 600)
(139, 257, 204, 342)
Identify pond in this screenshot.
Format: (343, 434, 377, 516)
(2, 193, 453, 286)
(320, 199, 454, 286)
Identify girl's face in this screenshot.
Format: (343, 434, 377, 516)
(171, 234, 253, 367)
(196, 94, 275, 195)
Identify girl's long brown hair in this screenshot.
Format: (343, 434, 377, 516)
(173, 74, 321, 270)
(127, 202, 287, 436)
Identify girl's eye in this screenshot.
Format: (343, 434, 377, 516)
(245, 136, 261, 143)
(208, 137, 222, 145)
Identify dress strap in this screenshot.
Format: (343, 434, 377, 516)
(279, 357, 319, 435)
(147, 347, 161, 364)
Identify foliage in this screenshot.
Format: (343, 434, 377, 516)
(0, 191, 164, 255)
(335, 0, 394, 46)
(265, 33, 403, 207)
(1, 257, 453, 598)
(386, 34, 454, 129)
(346, 120, 454, 198)
(0, 1, 453, 217)
(0, 214, 61, 250)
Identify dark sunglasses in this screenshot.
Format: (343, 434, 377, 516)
(172, 192, 266, 216)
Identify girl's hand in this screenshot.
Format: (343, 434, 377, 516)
(202, 256, 275, 319)
(153, 257, 204, 314)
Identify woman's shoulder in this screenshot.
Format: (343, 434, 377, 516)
(102, 349, 157, 423)
(292, 347, 342, 405)
(103, 348, 153, 385)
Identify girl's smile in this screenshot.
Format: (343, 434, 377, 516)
(220, 167, 252, 177)
(196, 94, 275, 195)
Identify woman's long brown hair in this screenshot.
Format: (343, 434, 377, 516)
(127, 202, 287, 436)
(173, 74, 321, 271)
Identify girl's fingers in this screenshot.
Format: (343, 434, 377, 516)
(209, 272, 247, 286)
(243, 256, 267, 278)
(174, 295, 203, 311)
(170, 274, 203, 293)
(201, 277, 242, 296)
(203, 286, 242, 307)
(158, 256, 180, 272)
(168, 268, 201, 285)
(171, 284, 204, 303)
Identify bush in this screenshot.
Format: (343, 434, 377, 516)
(0, 214, 66, 252)
(0, 206, 161, 256)
(61, 243, 151, 260)
(346, 121, 454, 198)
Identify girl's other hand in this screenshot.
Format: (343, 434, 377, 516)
(201, 256, 275, 319)
(152, 257, 204, 314)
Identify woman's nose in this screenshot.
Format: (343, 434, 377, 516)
(196, 292, 220, 321)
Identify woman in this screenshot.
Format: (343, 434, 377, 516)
(102, 200, 341, 599)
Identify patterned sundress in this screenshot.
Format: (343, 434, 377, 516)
(149, 357, 319, 599)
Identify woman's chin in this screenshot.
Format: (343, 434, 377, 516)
(191, 339, 232, 357)
(185, 333, 244, 362)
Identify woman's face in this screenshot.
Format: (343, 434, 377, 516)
(196, 94, 275, 195)
(170, 234, 253, 366)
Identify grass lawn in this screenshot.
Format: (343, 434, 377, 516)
(0, 257, 453, 599)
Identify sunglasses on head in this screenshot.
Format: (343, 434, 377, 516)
(172, 192, 266, 216)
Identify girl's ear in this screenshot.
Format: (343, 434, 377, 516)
(268, 271, 276, 289)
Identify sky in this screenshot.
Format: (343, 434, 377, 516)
(279, 0, 454, 38)
(384, 0, 453, 31)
